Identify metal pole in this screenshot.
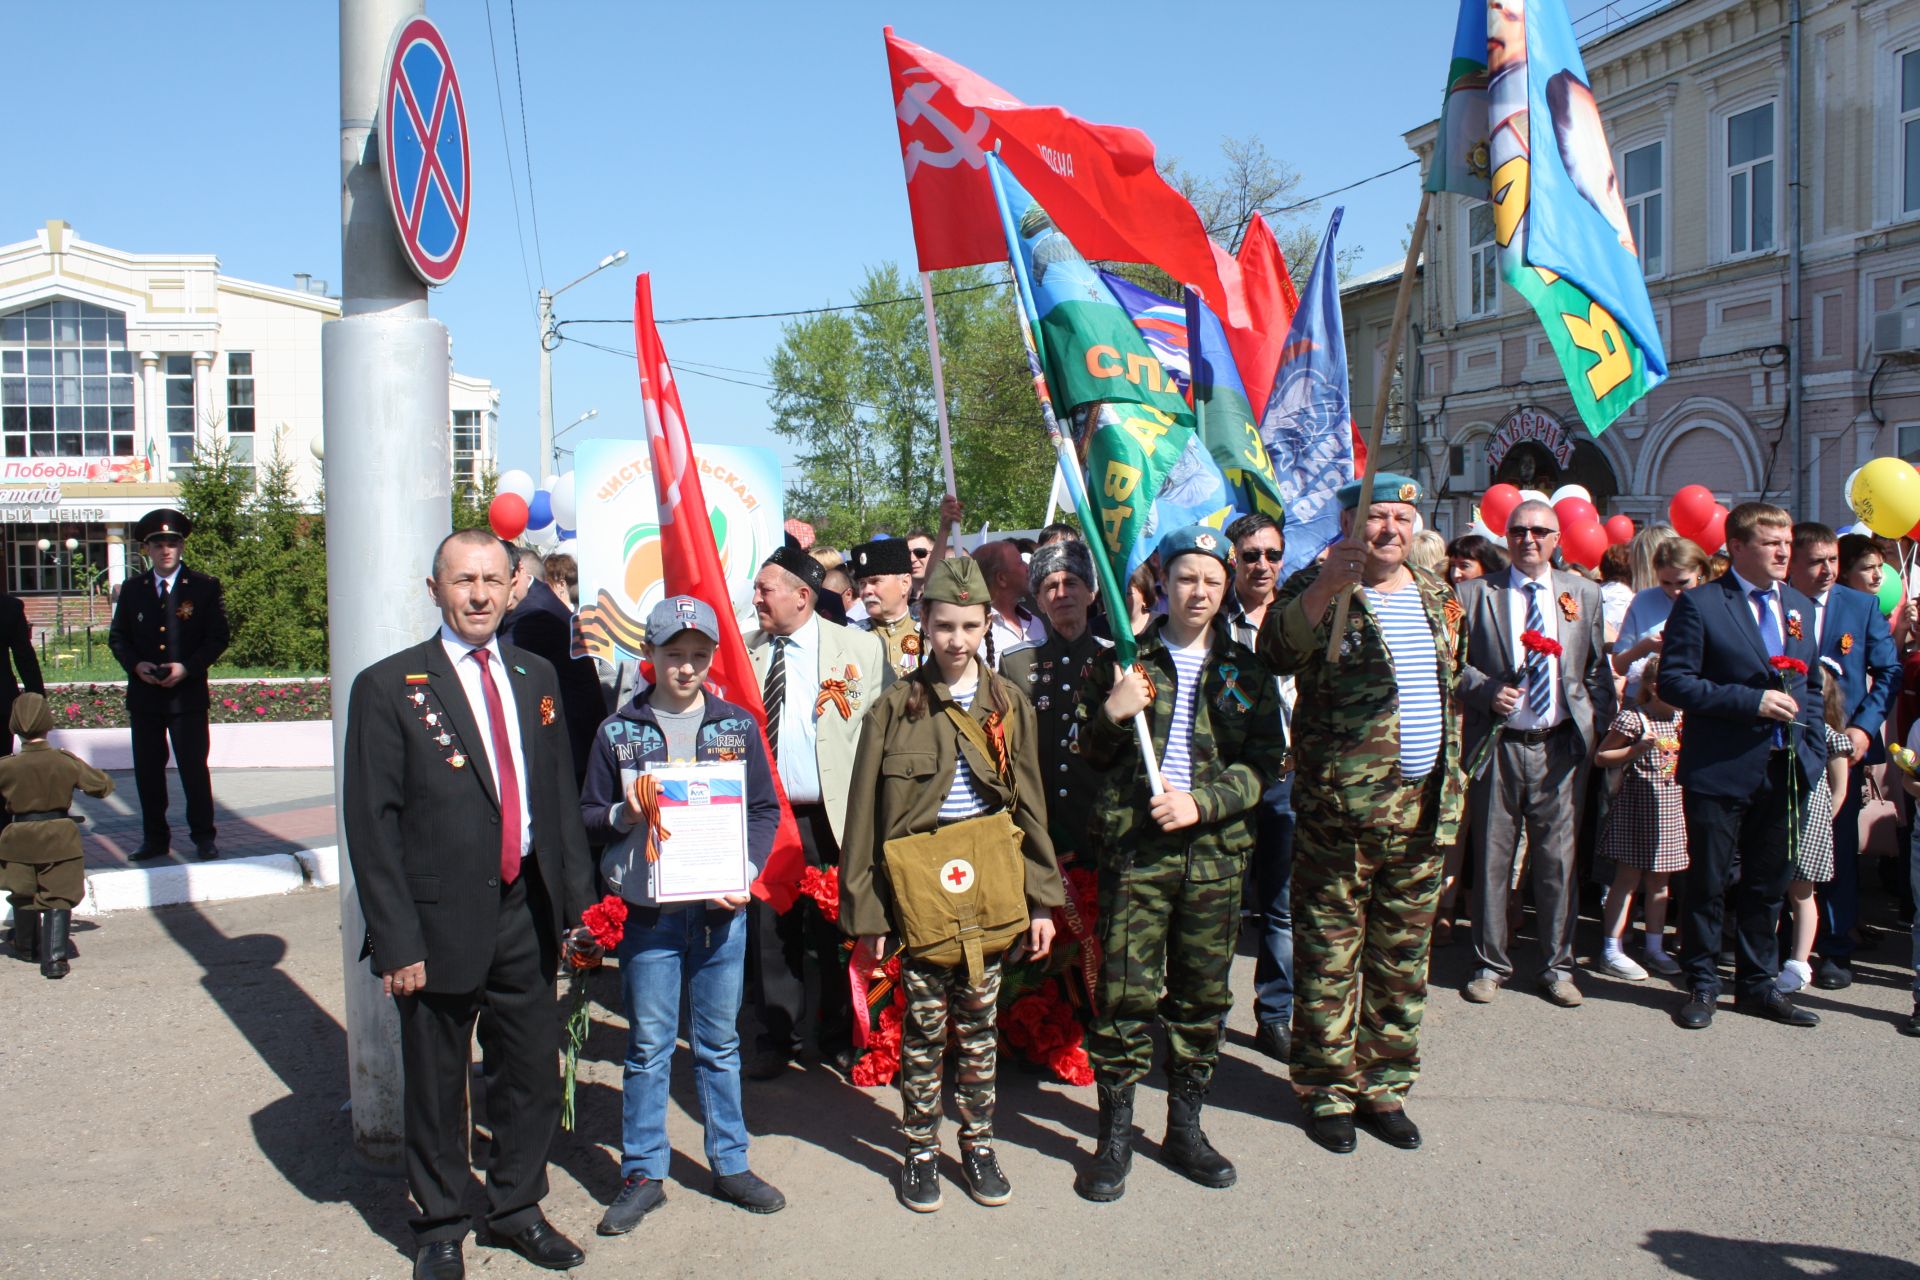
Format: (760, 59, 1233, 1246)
(1787, 0, 1804, 517)
(326, 0, 447, 1174)
(538, 288, 554, 475)
(918, 272, 959, 498)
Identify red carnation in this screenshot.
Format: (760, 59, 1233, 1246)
(1520, 629, 1563, 659)
(1770, 655, 1808, 676)
(797, 865, 841, 923)
(581, 894, 629, 953)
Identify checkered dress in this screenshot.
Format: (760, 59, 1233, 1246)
(1791, 726, 1856, 884)
(1598, 708, 1688, 872)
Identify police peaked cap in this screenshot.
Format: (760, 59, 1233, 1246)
(134, 508, 193, 542)
(850, 537, 913, 580)
(763, 546, 827, 593)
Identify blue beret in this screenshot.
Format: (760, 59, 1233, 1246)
(1337, 473, 1423, 509)
(1155, 523, 1232, 570)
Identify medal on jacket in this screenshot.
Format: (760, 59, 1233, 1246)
(1215, 664, 1253, 712)
(449, 753, 467, 769)
(176, 601, 195, 620)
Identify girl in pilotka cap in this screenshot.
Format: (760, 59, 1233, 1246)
(838, 554, 1063, 1214)
(0, 693, 114, 979)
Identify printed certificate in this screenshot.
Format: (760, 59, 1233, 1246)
(648, 761, 752, 902)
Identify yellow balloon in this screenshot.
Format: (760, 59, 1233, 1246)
(1849, 456, 1920, 538)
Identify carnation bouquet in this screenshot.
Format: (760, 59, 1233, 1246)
(560, 894, 627, 1130)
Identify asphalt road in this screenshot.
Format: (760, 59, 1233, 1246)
(2, 891, 1915, 1279)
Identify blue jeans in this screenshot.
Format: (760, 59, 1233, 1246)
(1253, 774, 1296, 1028)
(616, 905, 750, 1181)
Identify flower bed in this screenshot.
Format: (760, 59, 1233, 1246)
(44, 679, 330, 731)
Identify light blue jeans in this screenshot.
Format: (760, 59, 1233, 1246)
(616, 905, 750, 1180)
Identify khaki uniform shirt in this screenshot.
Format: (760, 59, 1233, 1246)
(0, 741, 113, 865)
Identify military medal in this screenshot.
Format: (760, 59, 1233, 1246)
(1037, 695, 1051, 711)
(902, 633, 922, 656)
(449, 753, 467, 769)
(424, 712, 438, 726)
(176, 600, 194, 620)
(540, 695, 556, 726)
(436, 732, 451, 746)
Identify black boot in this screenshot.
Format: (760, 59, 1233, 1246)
(1074, 1082, 1134, 1202)
(9, 909, 40, 962)
(40, 909, 70, 979)
(1162, 1078, 1236, 1188)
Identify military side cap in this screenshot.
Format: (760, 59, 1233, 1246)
(9, 691, 51, 738)
(1337, 472, 1423, 509)
(851, 537, 912, 580)
(921, 555, 991, 607)
(134, 507, 193, 542)
(646, 595, 721, 646)
(1156, 523, 1231, 571)
(763, 545, 827, 593)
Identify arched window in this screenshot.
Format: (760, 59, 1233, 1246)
(0, 300, 137, 459)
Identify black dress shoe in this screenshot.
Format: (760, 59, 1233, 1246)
(1901, 1002, 1920, 1038)
(193, 840, 220, 861)
(491, 1217, 584, 1270)
(1253, 1021, 1291, 1064)
(1306, 1113, 1356, 1154)
(127, 844, 170, 862)
(1356, 1108, 1422, 1150)
(1812, 957, 1853, 991)
(1735, 990, 1820, 1027)
(413, 1240, 464, 1280)
(1673, 991, 1716, 1030)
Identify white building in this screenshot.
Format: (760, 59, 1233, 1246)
(0, 219, 498, 598)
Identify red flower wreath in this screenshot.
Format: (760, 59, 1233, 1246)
(798, 865, 841, 924)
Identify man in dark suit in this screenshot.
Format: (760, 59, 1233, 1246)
(1788, 522, 1900, 990)
(0, 587, 45, 766)
(500, 545, 608, 784)
(107, 508, 230, 861)
(1661, 503, 1828, 1031)
(344, 529, 595, 1279)
(1457, 500, 1615, 1009)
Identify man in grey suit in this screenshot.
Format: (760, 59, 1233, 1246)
(1456, 500, 1616, 1008)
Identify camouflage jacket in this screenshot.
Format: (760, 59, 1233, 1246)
(1259, 564, 1469, 844)
(1081, 618, 1286, 882)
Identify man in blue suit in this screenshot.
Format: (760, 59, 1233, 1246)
(1788, 522, 1900, 991)
(1660, 503, 1828, 1030)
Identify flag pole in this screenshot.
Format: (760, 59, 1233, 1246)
(1043, 462, 1063, 528)
(1324, 189, 1432, 661)
(919, 271, 960, 499)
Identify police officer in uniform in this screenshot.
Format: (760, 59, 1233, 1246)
(108, 508, 230, 861)
(851, 538, 921, 679)
(999, 538, 1109, 863)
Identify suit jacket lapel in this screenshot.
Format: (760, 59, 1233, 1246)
(423, 637, 500, 810)
(1488, 578, 1517, 675)
(501, 644, 543, 765)
(1549, 571, 1583, 672)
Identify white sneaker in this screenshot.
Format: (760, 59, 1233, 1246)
(1776, 959, 1812, 993)
(1641, 949, 1682, 977)
(1598, 950, 1648, 981)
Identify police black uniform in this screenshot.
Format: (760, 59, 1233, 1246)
(106, 508, 230, 860)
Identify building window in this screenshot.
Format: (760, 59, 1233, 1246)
(8, 523, 107, 596)
(1727, 103, 1775, 255)
(452, 409, 485, 488)
(1467, 202, 1499, 318)
(1623, 141, 1664, 276)
(164, 355, 196, 467)
(1903, 51, 1920, 214)
(225, 352, 255, 479)
(0, 300, 136, 459)
(1899, 422, 1920, 461)
(1450, 437, 1487, 491)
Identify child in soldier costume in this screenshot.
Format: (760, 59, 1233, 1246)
(839, 554, 1063, 1214)
(0, 693, 114, 978)
(1260, 474, 1468, 1156)
(1076, 526, 1286, 1202)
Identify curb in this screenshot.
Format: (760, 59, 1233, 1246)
(0, 845, 342, 924)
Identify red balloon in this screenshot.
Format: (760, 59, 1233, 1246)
(1561, 519, 1610, 569)
(1605, 514, 1636, 545)
(1481, 483, 1524, 536)
(488, 492, 530, 540)
(1553, 496, 1598, 530)
(1669, 484, 1717, 538)
(1693, 505, 1729, 553)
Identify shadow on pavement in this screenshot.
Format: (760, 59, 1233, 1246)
(1643, 1229, 1920, 1279)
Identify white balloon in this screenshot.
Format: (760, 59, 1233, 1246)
(550, 472, 577, 528)
(525, 523, 560, 551)
(1844, 467, 1863, 510)
(1467, 519, 1508, 549)
(1549, 484, 1592, 507)
(1519, 488, 1552, 507)
(497, 469, 537, 502)
(541, 473, 560, 491)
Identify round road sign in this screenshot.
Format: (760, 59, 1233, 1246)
(378, 15, 471, 286)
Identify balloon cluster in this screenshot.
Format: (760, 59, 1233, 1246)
(489, 469, 579, 547)
(1667, 485, 1728, 553)
(1478, 482, 1629, 570)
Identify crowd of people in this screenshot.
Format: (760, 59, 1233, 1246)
(337, 485, 1919, 1278)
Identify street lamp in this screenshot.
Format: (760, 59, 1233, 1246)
(37, 536, 78, 644)
(551, 407, 598, 469)
(539, 249, 628, 476)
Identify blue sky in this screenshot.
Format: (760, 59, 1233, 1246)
(2, 1, 1638, 484)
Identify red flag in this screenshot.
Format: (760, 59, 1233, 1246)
(634, 274, 806, 913)
(885, 27, 1245, 325)
(1229, 212, 1301, 418)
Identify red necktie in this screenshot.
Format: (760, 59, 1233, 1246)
(469, 648, 522, 884)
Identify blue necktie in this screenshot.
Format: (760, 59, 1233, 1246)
(1524, 583, 1552, 720)
(1751, 588, 1784, 658)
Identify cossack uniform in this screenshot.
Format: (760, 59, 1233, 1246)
(851, 538, 923, 680)
(999, 628, 1108, 859)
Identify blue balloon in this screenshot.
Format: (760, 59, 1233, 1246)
(525, 490, 554, 530)
(556, 524, 576, 541)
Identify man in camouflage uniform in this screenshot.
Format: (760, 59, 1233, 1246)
(1259, 474, 1467, 1156)
(1075, 526, 1286, 1202)
(851, 538, 922, 680)
(1000, 538, 1111, 862)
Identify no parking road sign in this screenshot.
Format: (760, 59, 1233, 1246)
(379, 15, 471, 286)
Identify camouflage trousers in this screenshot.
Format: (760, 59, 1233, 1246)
(1290, 808, 1442, 1118)
(0, 856, 83, 911)
(1086, 862, 1240, 1089)
(899, 954, 1002, 1153)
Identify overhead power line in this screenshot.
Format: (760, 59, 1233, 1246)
(506, 0, 547, 285)
(482, 0, 536, 318)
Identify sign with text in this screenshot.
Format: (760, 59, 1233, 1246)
(1488, 407, 1574, 472)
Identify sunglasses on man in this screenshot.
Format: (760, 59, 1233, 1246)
(1238, 548, 1284, 563)
(1507, 525, 1558, 541)
(908, 546, 931, 559)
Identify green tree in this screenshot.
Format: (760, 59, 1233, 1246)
(452, 467, 497, 532)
